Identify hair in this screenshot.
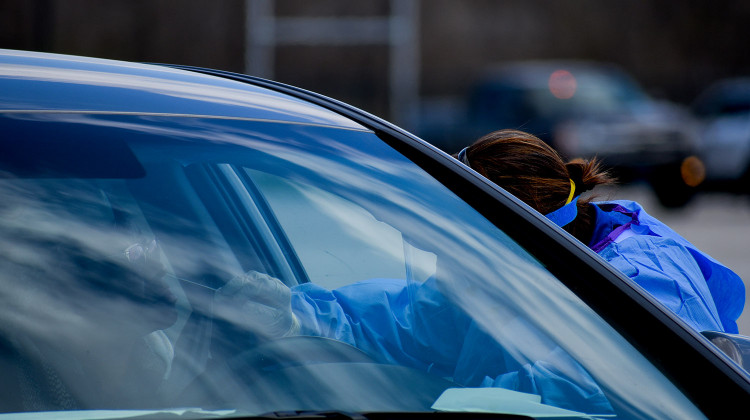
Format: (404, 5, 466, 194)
(454, 129, 615, 243)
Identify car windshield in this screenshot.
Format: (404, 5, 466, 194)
(0, 112, 703, 419)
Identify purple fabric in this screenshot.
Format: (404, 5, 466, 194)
(589, 205, 635, 253)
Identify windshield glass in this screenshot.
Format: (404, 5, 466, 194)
(0, 112, 703, 419)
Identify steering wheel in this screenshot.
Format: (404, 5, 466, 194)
(180, 335, 453, 413)
(178, 335, 383, 408)
(226, 335, 380, 372)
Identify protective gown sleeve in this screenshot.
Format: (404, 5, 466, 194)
(291, 278, 468, 374)
(290, 278, 613, 414)
(598, 234, 726, 333)
(592, 200, 745, 334)
(687, 248, 745, 333)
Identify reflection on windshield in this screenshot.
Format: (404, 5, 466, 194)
(0, 113, 703, 418)
(0, 178, 180, 408)
(0, 58, 364, 129)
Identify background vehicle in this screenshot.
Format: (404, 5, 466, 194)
(692, 77, 750, 193)
(0, 49, 748, 419)
(418, 60, 701, 208)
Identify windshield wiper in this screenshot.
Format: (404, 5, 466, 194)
(254, 411, 367, 420)
(248, 411, 532, 420)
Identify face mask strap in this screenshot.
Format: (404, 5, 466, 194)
(564, 179, 576, 204)
(545, 180, 580, 227)
(457, 147, 471, 167)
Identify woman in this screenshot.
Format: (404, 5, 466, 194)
(455, 129, 745, 334)
(215, 129, 744, 413)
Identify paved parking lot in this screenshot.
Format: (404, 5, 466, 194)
(601, 183, 750, 335)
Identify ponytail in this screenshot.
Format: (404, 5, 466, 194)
(565, 158, 613, 197)
(564, 157, 615, 242)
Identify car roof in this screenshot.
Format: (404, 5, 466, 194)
(0, 49, 366, 131)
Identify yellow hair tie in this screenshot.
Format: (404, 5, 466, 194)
(565, 179, 576, 205)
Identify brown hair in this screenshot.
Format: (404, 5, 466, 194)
(454, 129, 615, 243)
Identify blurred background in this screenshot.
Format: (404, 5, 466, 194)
(2, 0, 750, 333)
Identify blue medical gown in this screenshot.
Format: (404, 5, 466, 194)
(291, 278, 614, 414)
(589, 201, 745, 334)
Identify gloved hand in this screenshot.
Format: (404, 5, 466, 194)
(213, 270, 300, 340)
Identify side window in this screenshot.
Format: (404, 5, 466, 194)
(245, 169, 436, 289)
